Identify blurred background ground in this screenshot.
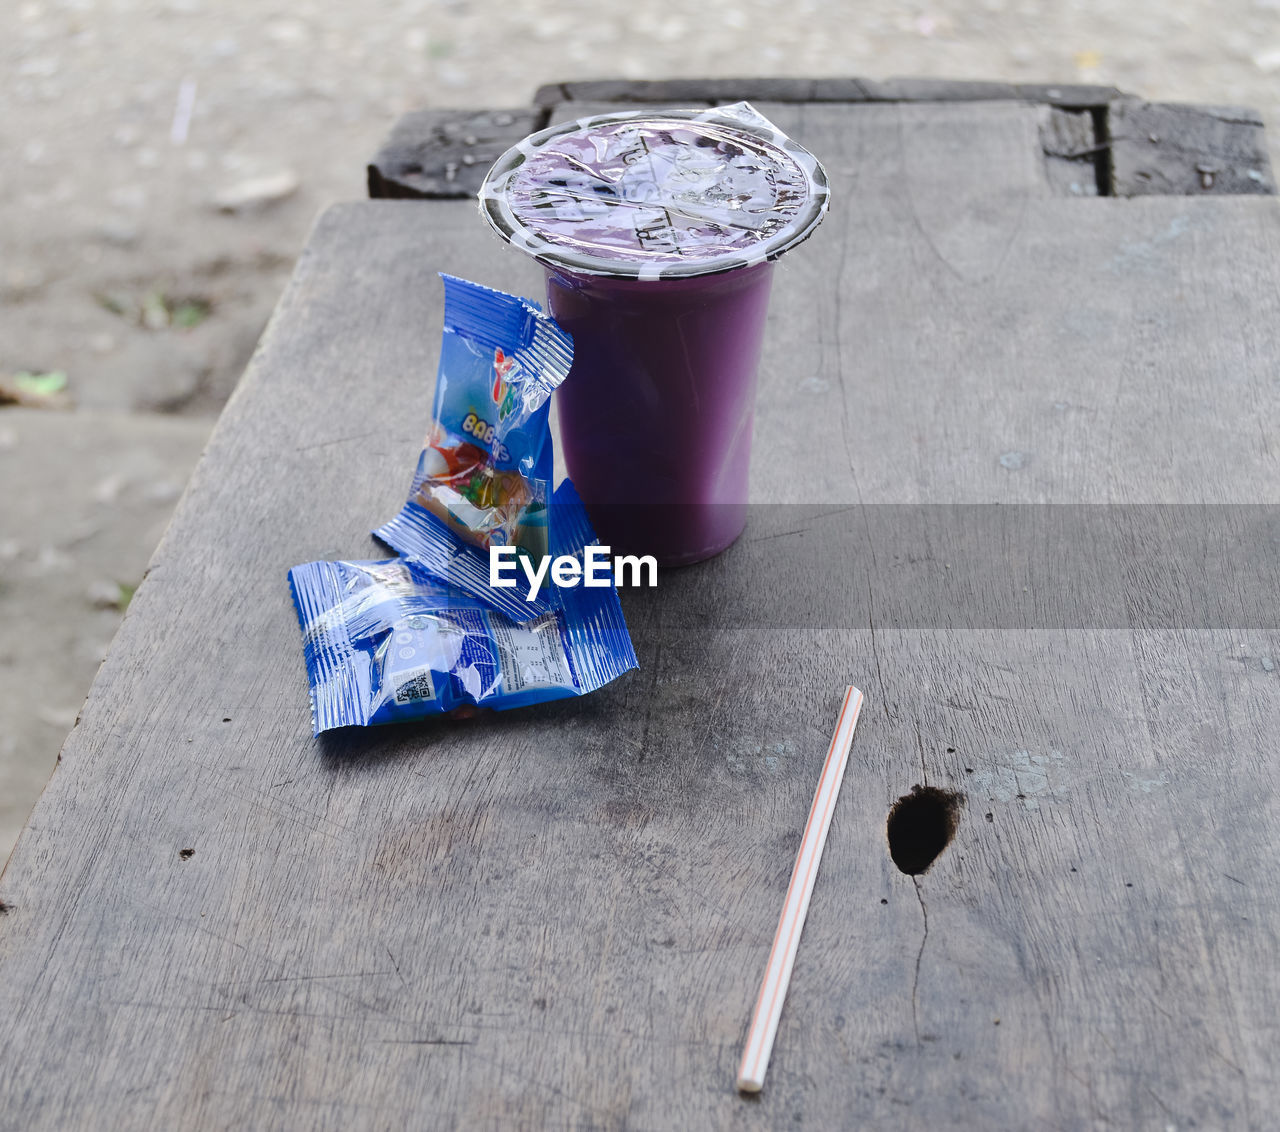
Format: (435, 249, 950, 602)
(3, 0, 1280, 861)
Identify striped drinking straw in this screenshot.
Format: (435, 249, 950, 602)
(736, 685, 865, 1093)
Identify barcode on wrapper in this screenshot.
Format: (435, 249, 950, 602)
(395, 671, 437, 705)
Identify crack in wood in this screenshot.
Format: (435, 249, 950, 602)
(911, 878, 928, 1045)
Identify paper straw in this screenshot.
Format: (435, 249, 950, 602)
(736, 685, 864, 1093)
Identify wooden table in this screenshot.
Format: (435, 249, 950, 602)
(3, 82, 1280, 1130)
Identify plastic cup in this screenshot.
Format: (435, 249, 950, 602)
(480, 103, 829, 565)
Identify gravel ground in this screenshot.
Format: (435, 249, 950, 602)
(4, 0, 1280, 861)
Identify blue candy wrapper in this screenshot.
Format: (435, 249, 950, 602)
(374, 274, 573, 620)
(290, 484, 637, 734)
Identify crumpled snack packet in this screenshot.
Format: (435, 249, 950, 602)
(290, 483, 636, 734)
(375, 273, 573, 620)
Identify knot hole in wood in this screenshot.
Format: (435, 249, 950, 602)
(886, 786, 963, 876)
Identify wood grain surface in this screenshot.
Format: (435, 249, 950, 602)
(1108, 99, 1277, 197)
(2, 103, 1279, 1130)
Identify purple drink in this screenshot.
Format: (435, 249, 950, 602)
(544, 262, 774, 565)
(480, 104, 828, 565)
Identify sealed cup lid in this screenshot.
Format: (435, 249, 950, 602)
(479, 102, 830, 281)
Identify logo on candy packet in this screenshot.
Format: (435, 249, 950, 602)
(492, 348, 517, 420)
(460, 349, 521, 456)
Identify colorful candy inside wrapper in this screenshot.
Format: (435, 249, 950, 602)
(375, 274, 573, 620)
(290, 484, 637, 734)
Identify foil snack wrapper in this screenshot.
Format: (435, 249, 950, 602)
(375, 274, 574, 619)
(292, 484, 637, 733)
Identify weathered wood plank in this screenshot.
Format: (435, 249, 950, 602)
(1039, 106, 1101, 197)
(4, 101, 1280, 1129)
(533, 77, 1126, 111)
(751, 103, 1280, 503)
(532, 82, 1279, 200)
(367, 108, 540, 199)
(367, 86, 1278, 209)
(1108, 99, 1277, 197)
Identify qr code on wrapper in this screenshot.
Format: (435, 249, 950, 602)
(395, 672, 436, 705)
